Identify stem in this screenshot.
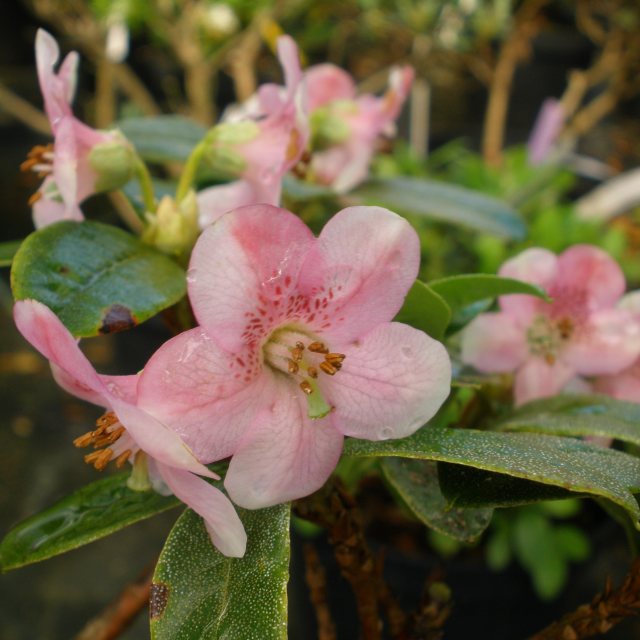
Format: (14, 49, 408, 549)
(134, 156, 156, 213)
(303, 543, 336, 640)
(108, 192, 144, 235)
(0, 83, 51, 135)
(175, 135, 213, 203)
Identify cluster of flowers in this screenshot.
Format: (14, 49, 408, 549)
(15, 31, 451, 557)
(462, 245, 640, 406)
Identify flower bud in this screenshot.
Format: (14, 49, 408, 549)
(89, 133, 136, 192)
(143, 192, 199, 257)
(202, 121, 260, 176)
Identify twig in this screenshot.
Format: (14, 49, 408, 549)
(0, 82, 51, 134)
(95, 57, 116, 128)
(303, 543, 337, 640)
(405, 569, 453, 640)
(529, 559, 640, 639)
(108, 191, 145, 235)
(74, 563, 154, 640)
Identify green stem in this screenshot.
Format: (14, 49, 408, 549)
(175, 133, 214, 202)
(134, 155, 156, 213)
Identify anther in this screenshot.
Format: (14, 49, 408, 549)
(300, 380, 313, 395)
(115, 450, 132, 468)
(291, 346, 304, 362)
(295, 341, 305, 350)
(73, 431, 95, 448)
(28, 191, 42, 205)
(84, 448, 114, 470)
(545, 353, 556, 365)
(93, 426, 125, 448)
(308, 341, 329, 354)
(319, 361, 338, 376)
(97, 412, 118, 428)
(288, 359, 299, 374)
(325, 353, 345, 364)
(307, 366, 318, 379)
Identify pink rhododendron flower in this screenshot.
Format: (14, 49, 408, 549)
(197, 36, 308, 227)
(13, 300, 246, 557)
(593, 291, 640, 402)
(303, 64, 414, 192)
(24, 30, 133, 228)
(139, 204, 451, 509)
(461, 245, 640, 406)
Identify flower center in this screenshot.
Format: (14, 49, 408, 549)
(73, 411, 133, 471)
(263, 328, 345, 419)
(526, 314, 575, 365)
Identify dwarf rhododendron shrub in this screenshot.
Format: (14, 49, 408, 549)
(461, 245, 640, 405)
(138, 204, 451, 508)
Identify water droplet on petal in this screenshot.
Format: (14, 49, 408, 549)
(379, 426, 393, 440)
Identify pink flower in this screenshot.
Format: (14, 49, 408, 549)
(13, 300, 246, 557)
(197, 36, 308, 227)
(461, 245, 640, 406)
(593, 291, 640, 402)
(303, 64, 414, 192)
(138, 204, 451, 509)
(24, 30, 131, 228)
(527, 98, 565, 165)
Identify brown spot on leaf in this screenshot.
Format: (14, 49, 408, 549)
(149, 582, 170, 619)
(58, 265, 70, 274)
(99, 304, 137, 334)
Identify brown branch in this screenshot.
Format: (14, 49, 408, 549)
(74, 563, 154, 640)
(303, 543, 337, 640)
(529, 559, 640, 639)
(405, 570, 453, 640)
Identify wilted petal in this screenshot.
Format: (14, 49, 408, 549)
(325, 322, 451, 440)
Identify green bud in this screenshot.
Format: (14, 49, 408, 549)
(89, 133, 136, 192)
(210, 121, 261, 144)
(310, 106, 352, 150)
(142, 192, 200, 257)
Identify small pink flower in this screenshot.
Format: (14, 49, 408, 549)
(138, 204, 451, 509)
(25, 30, 126, 228)
(461, 245, 640, 406)
(197, 36, 308, 227)
(13, 300, 246, 557)
(527, 98, 565, 165)
(304, 64, 414, 192)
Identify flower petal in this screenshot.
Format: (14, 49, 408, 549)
(138, 327, 265, 462)
(514, 358, 574, 406)
(461, 313, 529, 372)
(595, 367, 640, 402)
(188, 204, 315, 352)
(224, 376, 344, 509)
(323, 322, 451, 440)
(159, 464, 247, 558)
(197, 180, 266, 229)
(300, 206, 420, 343)
(498, 248, 557, 323)
(305, 64, 355, 110)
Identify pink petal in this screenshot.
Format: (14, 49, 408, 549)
(555, 245, 625, 311)
(594, 366, 640, 402)
(310, 143, 373, 194)
(305, 64, 355, 111)
(527, 98, 565, 165)
(514, 358, 574, 406)
(32, 178, 84, 228)
(224, 377, 344, 509)
(197, 180, 268, 229)
(380, 66, 414, 123)
(325, 322, 451, 440)
(498, 248, 557, 323)
(188, 204, 314, 352)
(461, 313, 529, 372)
(159, 464, 247, 558)
(562, 308, 640, 376)
(138, 327, 265, 462)
(300, 206, 420, 343)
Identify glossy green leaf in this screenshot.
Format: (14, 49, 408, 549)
(118, 115, 207, 164)
(381, 458, 492, 542)
(0, 239, 22, 268)
(496, 394, 640, 447)
(344, 427, 640, 525)
(394, 280, 451, 340)
(11, 221, 187, 337)
(282, 175, 336, 200)
(151, 505, 290, 640)
(0, 473, 179, 572)
(428, 274, 549, 313)
(352, 177, 526, 239)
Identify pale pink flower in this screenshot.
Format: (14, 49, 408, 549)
(13, 300, 246, 557)
(304, 64, 414, 192)
(25, 30, 128, 228)
(138, 204, 451, 509)
(461, 245, 640, 406)
(197, 36, 308, 227)
(527, 98, 565, 165)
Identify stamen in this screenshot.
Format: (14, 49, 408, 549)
(325, 353, 345, 364)
(287, 359, 299, 374)
(545, 353, 556, 365)
(291, 346, 304, 362)
(92, 426, 125, 448)
(73, 431, 95, 448)
(28, 191, 42, 205)
(308, 341, 329, 353)
(307, 366, 318, 379)
(319, 361, 338, 376)
(115, 450, 132, 468)
(84, 448, 114, 471)
(557, 317, 574, 340)
(300, 380, 313, 395)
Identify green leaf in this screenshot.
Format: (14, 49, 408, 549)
(381, 458, 492, 542)
(11, 221, 187, 337)
(428, 274, 549, 313)
(0, 239, 22, 268)
(344, 427, 640, 525)
(351, 177, 527, 239)
(0, 473, 179, 572)
(496, 394, 640, 447)
(151, 505, 290, 640)
(118, 115, 207, 164)
(282, 175, 336, 200)
(394, 280, 451, 340)
(554, 525, 591, 562)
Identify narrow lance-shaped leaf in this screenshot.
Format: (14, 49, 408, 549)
(381, 458, 492, 542)
(0, 472, 180, 572)
(151, 505, 290, 640)
(394, 280, 451, 341)
(11, 221, 187, 337)
(344, 427, 640, 526)
(352, 176, 527, 239)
